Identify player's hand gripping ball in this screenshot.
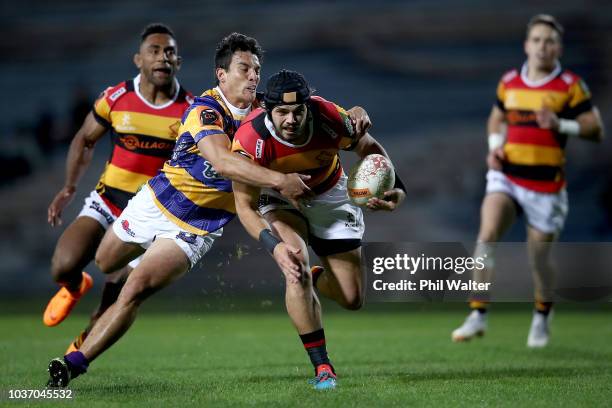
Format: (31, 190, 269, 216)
(347, 154, 395, 207)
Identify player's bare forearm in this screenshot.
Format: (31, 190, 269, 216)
(64, 112, 106, 190)
(487, 105, 506, 135)
(232, 181, 268, 241)
(352, 133, 389, 159)
(199, 135, 313, 202)
(577, 108, 605, 142)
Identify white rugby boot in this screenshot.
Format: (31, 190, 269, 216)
(451, 310, 487, 342)
(527, 311, 553, 348)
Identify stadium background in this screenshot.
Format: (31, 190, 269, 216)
(1, 0, 610, 301)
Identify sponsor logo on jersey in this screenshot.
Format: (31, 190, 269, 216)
(202, 161, 221, 179)
(255, 139, 264, 159)
(168, 120, 181, 137)
(121, 219, 136, 237)
(116, 113, 136, 132)
(506, 110, 536, 125)
(109, 87, 127, 102)
(315, 151, 335, 166)
(119, 135, 174, 151)
(321, 123, 338, 139)
(200, 109, 219, 126)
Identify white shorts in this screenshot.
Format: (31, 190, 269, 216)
(77, 190, 116, 229)
(259, 173, 364, 245)
(485, 170, 568, 234)
(77, 190, 141, 269)
(112, 185, 222, 268)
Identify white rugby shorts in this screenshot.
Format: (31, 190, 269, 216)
(112, 185, 222, 268)
(485, 170, 568, 234)
(259, 173, 365, 241)
(78, 190, 141, 268)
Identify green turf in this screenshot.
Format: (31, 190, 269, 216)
(1, 305, 611, 407)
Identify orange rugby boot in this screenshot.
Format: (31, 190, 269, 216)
(43, 272, 93, 327)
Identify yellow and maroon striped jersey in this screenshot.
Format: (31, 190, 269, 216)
(92, 74, 193, 215)
(497, 63, 593, 193)
(231, 96, 357, 195)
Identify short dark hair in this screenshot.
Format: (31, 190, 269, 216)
(214, 33, 264, 84)
(526, 14, 564, 38)
(141, 23, 175, 43)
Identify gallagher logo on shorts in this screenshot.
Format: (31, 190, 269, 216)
(121, 219, 136, 237)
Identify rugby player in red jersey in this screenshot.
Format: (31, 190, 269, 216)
(451, 15, 604, 347)
(231, 70, 406, 389)
(44, 24, 194, 351)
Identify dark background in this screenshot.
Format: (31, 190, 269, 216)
(1, 0, 610, 301)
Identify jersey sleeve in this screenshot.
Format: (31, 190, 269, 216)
(333, 103, 358, 150)
(92, 87, 114, 128)
(495, 80, 506, 111)
(231, 125, 267, 166)
(564, 77, 593, 119)
(184, 104, 226, 144)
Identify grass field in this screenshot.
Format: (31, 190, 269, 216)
(1, 304, 611, 407)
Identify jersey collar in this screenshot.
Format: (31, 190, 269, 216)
(133, 74, 180, 109)
(520, 61, 562, 88)
(214, 86, 251, 119)
(264, 113, 313, 148)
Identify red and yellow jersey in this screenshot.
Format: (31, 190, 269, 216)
(92, 74, 193, 215)
(232, 96, 357, 194)
(496, 64, 593, 192)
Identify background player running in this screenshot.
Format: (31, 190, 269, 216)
(232, 70, 406, 389)
(44, 24, 193, 352)
(451, 14, 604, 348)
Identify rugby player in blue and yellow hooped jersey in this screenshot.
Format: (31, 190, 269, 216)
(43, 24, 193, 352)
(451, 15, 604, 348)
(45, 33, 319, 387)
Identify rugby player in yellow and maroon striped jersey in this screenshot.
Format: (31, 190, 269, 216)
(44, 24, 193, 353)
(451, 15, 604, 348)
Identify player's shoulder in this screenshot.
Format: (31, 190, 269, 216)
(559, 69, 583, 86)
(233, 108, 267, 160)
(235, 108, 268, 141)
(311, 95, 345, 123)
(99, 79, 133, 106)
(310, 95, 336, 112)
(499, 69, 519, 84)
(178, 86, 195, 106)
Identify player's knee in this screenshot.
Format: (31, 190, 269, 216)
(50, 250, 80, 283)
(116, 277, 152, 308)
(94, 251, 112, 274)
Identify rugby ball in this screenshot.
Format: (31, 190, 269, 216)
(347, 154, 395, 206)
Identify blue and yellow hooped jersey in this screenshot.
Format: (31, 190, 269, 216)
(148, 87, 253, 235)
